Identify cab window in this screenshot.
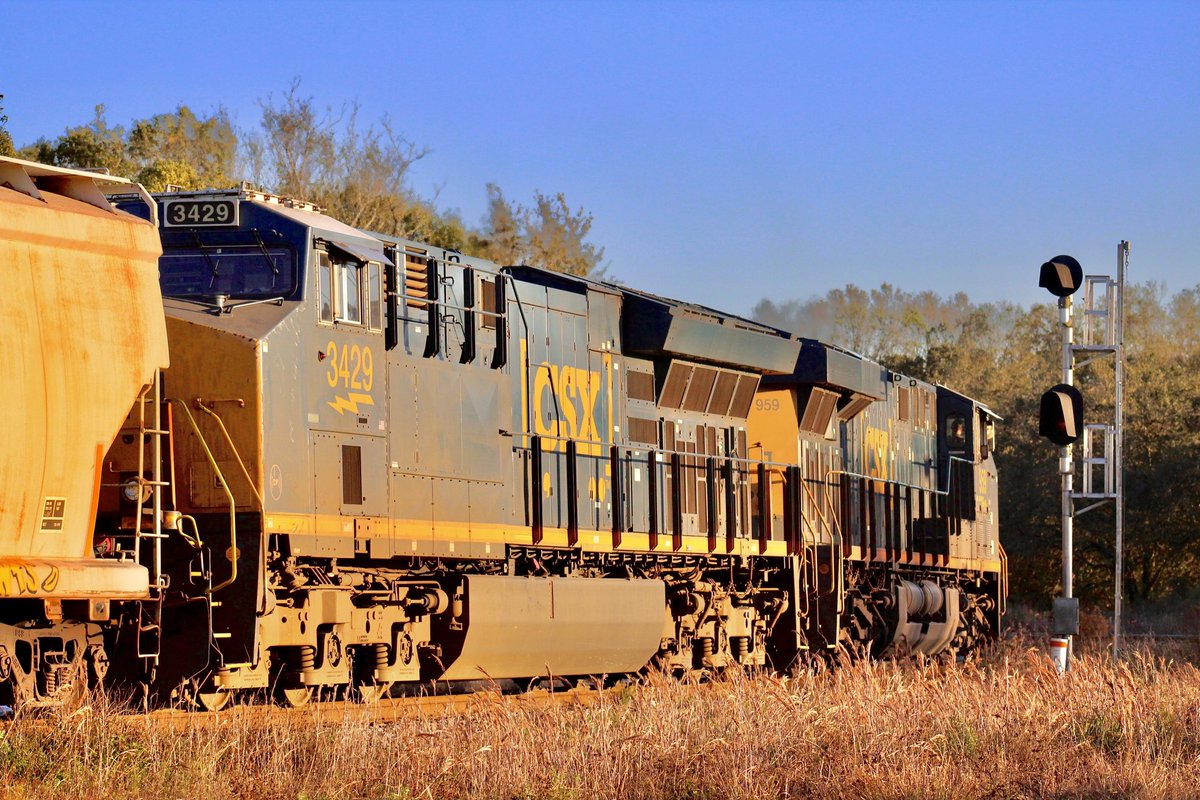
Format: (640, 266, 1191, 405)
(367, 262, 383, 330)
(946, 414, 967, 452)
(318, 252, 335, 322)
(318, 250, 383, 331)
(981, 415, 996, 459)
(340, 260, 362, 324)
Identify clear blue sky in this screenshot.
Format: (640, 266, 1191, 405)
(3, 0, 1196, 316)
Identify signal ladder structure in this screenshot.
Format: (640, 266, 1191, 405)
(1038, 242, 1128, 670)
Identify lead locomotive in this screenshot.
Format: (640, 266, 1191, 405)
(1, 157, 1003, 709)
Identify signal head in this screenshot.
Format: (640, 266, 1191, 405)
(1039, 383, 1084, 446)
(1039, 255, 1083, 298)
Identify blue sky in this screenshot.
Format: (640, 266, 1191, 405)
(2, 0, 1196, 316)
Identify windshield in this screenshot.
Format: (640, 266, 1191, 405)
(160, 237, 297, 298)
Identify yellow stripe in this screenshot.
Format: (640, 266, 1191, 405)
(263, 512, 1002, 574)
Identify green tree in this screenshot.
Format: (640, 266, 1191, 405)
(14, 86, 608, 275)
(472, 183, 523, 265)
(0, 94, 14, 157)
(469, 185, 605, 276)
(19, 105, 134, 175)
(127, 106, 237, 190)
(524, 191, 605, 276)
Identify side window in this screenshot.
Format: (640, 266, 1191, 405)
(946, 414, 967, 452)
(338, 259, 362, 324)
(318, 251, 334, 323)
(318, 249, 383, 331)
(368, 262, 383, 331)
(981, 413, 995, 459)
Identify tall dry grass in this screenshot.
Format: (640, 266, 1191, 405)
(2, 631, 1200, 800)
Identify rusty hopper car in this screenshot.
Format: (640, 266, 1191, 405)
(0, 156, 168, 705)
(103, 187, 1004, 708)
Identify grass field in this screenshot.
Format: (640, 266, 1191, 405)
(2, 629, 1199, 800)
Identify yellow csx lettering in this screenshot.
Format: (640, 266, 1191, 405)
(530, 362, 604, 456)
(864, 427, 890, 481)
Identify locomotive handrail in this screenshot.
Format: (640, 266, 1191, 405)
(194, 400, 264, 506)
(514, 431, 797, 547)
(511, 431, 796, 471)
(168, 399, 238, 595)
(822, 455, 980, 570)
(395, 300, 505, 324)
(824, 455, 975, 500)
(998, 543, 1009, 615)
(798, 472, 843, 610)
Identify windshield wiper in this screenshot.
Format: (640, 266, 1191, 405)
(190, 230, 222, 289)
(252, 230, 281, 290)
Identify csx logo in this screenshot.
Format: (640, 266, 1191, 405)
(864, 426, 890, 481)
(521, 341, 607, 457)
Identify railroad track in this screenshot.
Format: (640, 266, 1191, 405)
(128, 685, 603, 730)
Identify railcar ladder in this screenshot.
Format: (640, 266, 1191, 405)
(131, 372, 170, 663)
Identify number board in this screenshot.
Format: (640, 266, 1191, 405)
(162, 198, 239, 227)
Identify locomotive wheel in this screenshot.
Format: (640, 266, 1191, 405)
(279, 686, 315, 708)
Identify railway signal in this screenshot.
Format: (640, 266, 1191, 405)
(1039, 255, 1083, 298)
(1038, 245, 1128, 673)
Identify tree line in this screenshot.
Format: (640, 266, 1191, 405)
(756, 283, 1200, 613)
(1, 84, 603, 276)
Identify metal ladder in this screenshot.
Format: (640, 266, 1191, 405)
(1073, 273, 1121, 505)
(131, 372, 170, 664)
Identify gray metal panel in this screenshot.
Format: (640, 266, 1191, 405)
(432, 477, 470, 525)
(547, 284, 587, 315)
(435, 576, 666, 680)
(587, 289, 621, 351)
(416, 361, 463, 477)
(389, 472, 433, 555)
(459, 368, 510, 484)
(389, 363, 420, 472)
(662, 314, 799, 373)
(792, 340, 886, 399)
(261, 313, 310, 513)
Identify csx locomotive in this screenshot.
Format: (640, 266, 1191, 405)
(1, 155, 1003, 709)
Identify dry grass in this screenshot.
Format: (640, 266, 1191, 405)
(3, 632, 1200, 800)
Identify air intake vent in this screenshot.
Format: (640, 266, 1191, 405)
(658, 361, 760, 418)
(798, 387, 839, 435)
(342, 445, 363, 505)
(626, 370, 655, 402)
(627, 416, 659, 445)
(404, 248, 428, 310)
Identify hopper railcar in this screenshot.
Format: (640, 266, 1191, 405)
(0, 156, 168, 706)
(95, 186, 1005, 708)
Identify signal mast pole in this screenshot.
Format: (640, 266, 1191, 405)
(1038, 246, 1126, 672)
(1060, 294, 1075, 665)
(1113, 242, 1128, 660)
